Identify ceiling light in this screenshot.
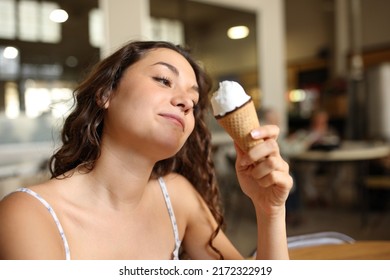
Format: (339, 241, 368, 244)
(227, 25, 249, 40)
(49, 9, 69, 23)
(3, 46, 19, 59)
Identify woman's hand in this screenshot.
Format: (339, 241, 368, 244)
(234, 125, 293, 216)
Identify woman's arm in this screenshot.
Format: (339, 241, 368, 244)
(234, 125, 293, 259)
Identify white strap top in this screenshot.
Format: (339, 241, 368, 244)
(15, 176, 181, 260)
(16, 187, 71, 260)
(158, 177, 181, 260)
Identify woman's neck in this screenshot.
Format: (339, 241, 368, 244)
(82, 142, 157, 211)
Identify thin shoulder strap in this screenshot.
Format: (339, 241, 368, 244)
(157, 177, 181, 260)
(14, 188, 71, 260)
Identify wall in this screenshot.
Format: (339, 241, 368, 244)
(361, 0, 390, 48)
(285, 0, 390, 62)
(285, 0, 333, 62)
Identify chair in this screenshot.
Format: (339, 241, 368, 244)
(287, 231, 355, 249)
(249, 231, 355, 258)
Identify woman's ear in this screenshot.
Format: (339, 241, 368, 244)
(96, 89, 111, 109)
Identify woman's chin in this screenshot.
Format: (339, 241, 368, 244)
(154, 140, 185, 159)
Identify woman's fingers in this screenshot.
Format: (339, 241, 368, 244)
(237, 138, 280, 169)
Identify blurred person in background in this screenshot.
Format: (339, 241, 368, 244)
(259, 108, 340, 212)
(285, 110, 340, 207)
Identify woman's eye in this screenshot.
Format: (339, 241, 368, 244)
(154, 76, 172, 87)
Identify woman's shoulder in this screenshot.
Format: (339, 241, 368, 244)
(0, 186, 45, 231)
(0, 183, 51, 214)
(161, 173, 209, 217)
(162, 173, 200, 198)
(0, 182, 66, 259)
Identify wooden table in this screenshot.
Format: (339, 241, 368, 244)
(289, 241, 390, 260)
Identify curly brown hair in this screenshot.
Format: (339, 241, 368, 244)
(49, 40, 225, 259)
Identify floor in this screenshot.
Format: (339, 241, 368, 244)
(222, 189, 390, 257)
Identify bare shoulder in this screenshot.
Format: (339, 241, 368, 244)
(162, 173, 213, 224)
(0, 186, 66, 259)
(163, 173, 197, 192)
(162, 173, 204, 206)
(160, 173, 206, 221)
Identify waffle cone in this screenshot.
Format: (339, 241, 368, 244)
(216, 100, 261, 151)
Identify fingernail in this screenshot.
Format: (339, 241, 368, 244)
(250, 130, 261, 139)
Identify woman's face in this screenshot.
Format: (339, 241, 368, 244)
(103, 48, 200, 159)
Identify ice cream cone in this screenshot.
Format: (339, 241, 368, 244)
(216, 99, 261, 151)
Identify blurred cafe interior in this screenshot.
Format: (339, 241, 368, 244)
(0, 0, 389, 259)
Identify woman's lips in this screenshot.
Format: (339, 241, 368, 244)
(159, 113, 185, 130)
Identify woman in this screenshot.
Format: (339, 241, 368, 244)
(0, 41, 292, 260)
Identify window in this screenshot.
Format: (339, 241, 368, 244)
(89, 8, 104, 48)
(19, 0, 40, 41)
(0, 46, 20, 80)
(41, 2, 61, 43)
(0, 0, 16, 39)
(150, 18, 184, 45)
(5, 82, 20, 119)
(0, 0, 61, 43)
(24, 80, 74, 118)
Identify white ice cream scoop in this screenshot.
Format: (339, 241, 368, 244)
(210, 81, 251, 117)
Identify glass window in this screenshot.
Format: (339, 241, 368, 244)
(19, 0, 40, 41)
(41, 2, 61, 43)
(24, 80, 74, 119)
(17, 0, 61, 43)
(5, 82, 20, 119)
(89, 8, 104, 48)
(0, 46, 20, 80)
(150, 18, 184, 45)
(0, 0, 16, 39)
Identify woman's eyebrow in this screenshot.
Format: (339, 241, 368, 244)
(152, 61, 199, 93)
(152, 62, 179, 76)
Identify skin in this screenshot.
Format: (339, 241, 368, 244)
(0, 48, 292, 260)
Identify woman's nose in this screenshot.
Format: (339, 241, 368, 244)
(171, 91, 193, 114)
